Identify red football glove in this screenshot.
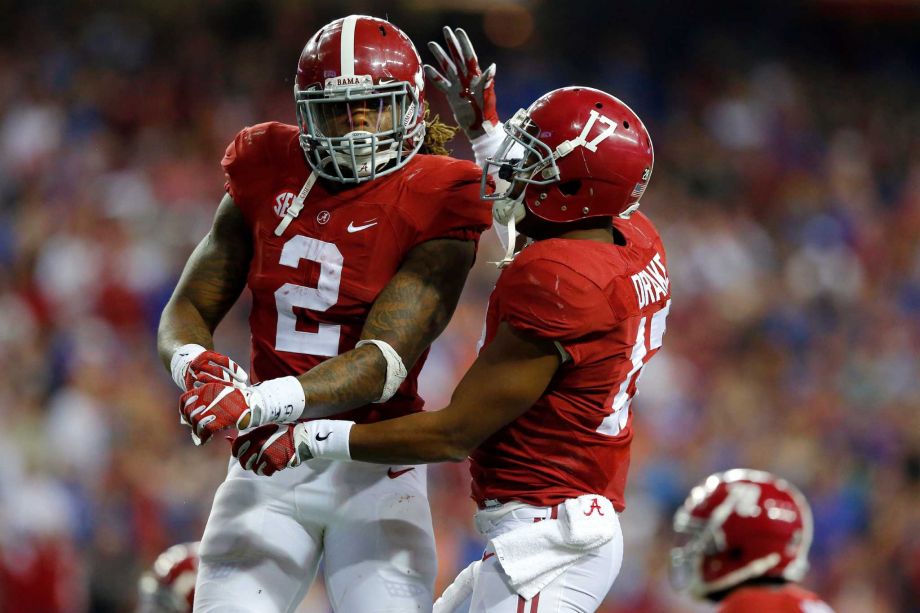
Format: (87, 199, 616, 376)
(424, 27, 498, 138)
(232, 424, 299, 477)
(170, 344, 248, 392)
(179, 383, 256, 445)
(184, 350, 248, 390)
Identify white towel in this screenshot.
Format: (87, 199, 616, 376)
(561, 496, 617, 547)
(433, 559, 481, 613)
(491, 495, 617, 599)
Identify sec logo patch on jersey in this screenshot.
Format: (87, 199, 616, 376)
(274, 192, 297, 217)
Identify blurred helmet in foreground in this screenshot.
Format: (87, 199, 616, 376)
(671, 469, 813, 599)
(137, 542, 199, 613)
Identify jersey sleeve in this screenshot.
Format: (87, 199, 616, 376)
(496, 258, 613, 359)
(404, 158, 494, 247)
(221, 123, 282, 223)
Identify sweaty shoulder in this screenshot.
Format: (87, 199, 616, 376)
(393, 154, 493, 247)
(617, 211, 667, 262)
(495, 240, 616, 344)
(221, 122, 301, 208)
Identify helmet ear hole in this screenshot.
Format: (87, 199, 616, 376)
(557, 180, 581, 196)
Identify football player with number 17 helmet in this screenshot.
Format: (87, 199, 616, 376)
(671, 469, 835, 612)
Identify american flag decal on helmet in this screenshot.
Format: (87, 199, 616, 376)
(631, 166, 652, 200)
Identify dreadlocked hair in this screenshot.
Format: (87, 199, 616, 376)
(420, 102, 459, 156)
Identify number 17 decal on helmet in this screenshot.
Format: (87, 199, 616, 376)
(482, 86, 654, 227)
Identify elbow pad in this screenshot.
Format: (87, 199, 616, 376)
(356, 339, 408, 403)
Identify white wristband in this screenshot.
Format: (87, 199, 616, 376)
(170, 344, 207, 391)
(356, 339, 408, 403)
(295, 420, 355, 461)
(251, 376, 306, 426)
(471, 123, 506, 169)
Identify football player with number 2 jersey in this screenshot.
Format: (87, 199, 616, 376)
(232, 29, 670, 612)
(157, 16, 493, 613)
(672, 469, 835, 613)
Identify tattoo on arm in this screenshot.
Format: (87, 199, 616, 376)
(157, 193, 252, 369)
(297, 238, 476, 416)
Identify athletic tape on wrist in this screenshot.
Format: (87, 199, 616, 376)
(355, 339, 408, 403)
(252, 376, 306, 425)
(170, 344, 206, 391)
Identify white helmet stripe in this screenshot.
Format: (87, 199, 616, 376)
(340, 15, 358, 77)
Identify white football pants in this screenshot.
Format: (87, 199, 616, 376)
(194, 458, 436, 613)
(468, 503, 622, 613)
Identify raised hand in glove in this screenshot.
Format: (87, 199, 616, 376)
(178, 376, 305, 445)
(425, 27, 498, 139)
(170, 343, 248, 391)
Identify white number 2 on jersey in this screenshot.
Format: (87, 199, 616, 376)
(274, 235, 343, 356)
(597, 300, 670, 436)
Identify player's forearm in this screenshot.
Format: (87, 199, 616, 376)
(236, 345, 389, 429)
(348, 410, 471, 464)
(293, 344, 388, 418)
(248, 239, 474, 425)
(157, 296, 216, 371)
(292, 239, 473, 418)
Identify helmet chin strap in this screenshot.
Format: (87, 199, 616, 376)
(619, 201, 641, 219)
(494, 214, 517, 269)
(490, 195, 526, 268)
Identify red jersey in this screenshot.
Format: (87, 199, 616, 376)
(719, 585, 835, 612)
(470, 212, 670, 512)
(222, 122, 492, 423)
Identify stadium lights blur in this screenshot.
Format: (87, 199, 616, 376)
(484, 4, 535, 48)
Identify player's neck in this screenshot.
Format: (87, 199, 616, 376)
(557, 227, 616, 244)
(521, 215, 623, 245)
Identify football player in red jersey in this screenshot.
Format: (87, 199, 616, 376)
(156, 15, 493, 613)
(232, 75, 669, 611)
(671, 469, 836, 613)
(136, 542, 199, 613)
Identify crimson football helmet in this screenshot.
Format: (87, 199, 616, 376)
(136, 542, 199, 613)
(482, 86, 653, 228)
(670, 469, 813, 599)
(295, 15, 426, 183)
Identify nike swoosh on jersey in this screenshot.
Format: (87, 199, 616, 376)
(387, 467, 415, 479)
(347, 220, 378, 233)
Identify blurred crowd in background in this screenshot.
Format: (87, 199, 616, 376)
(0, 1, 918, 611)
